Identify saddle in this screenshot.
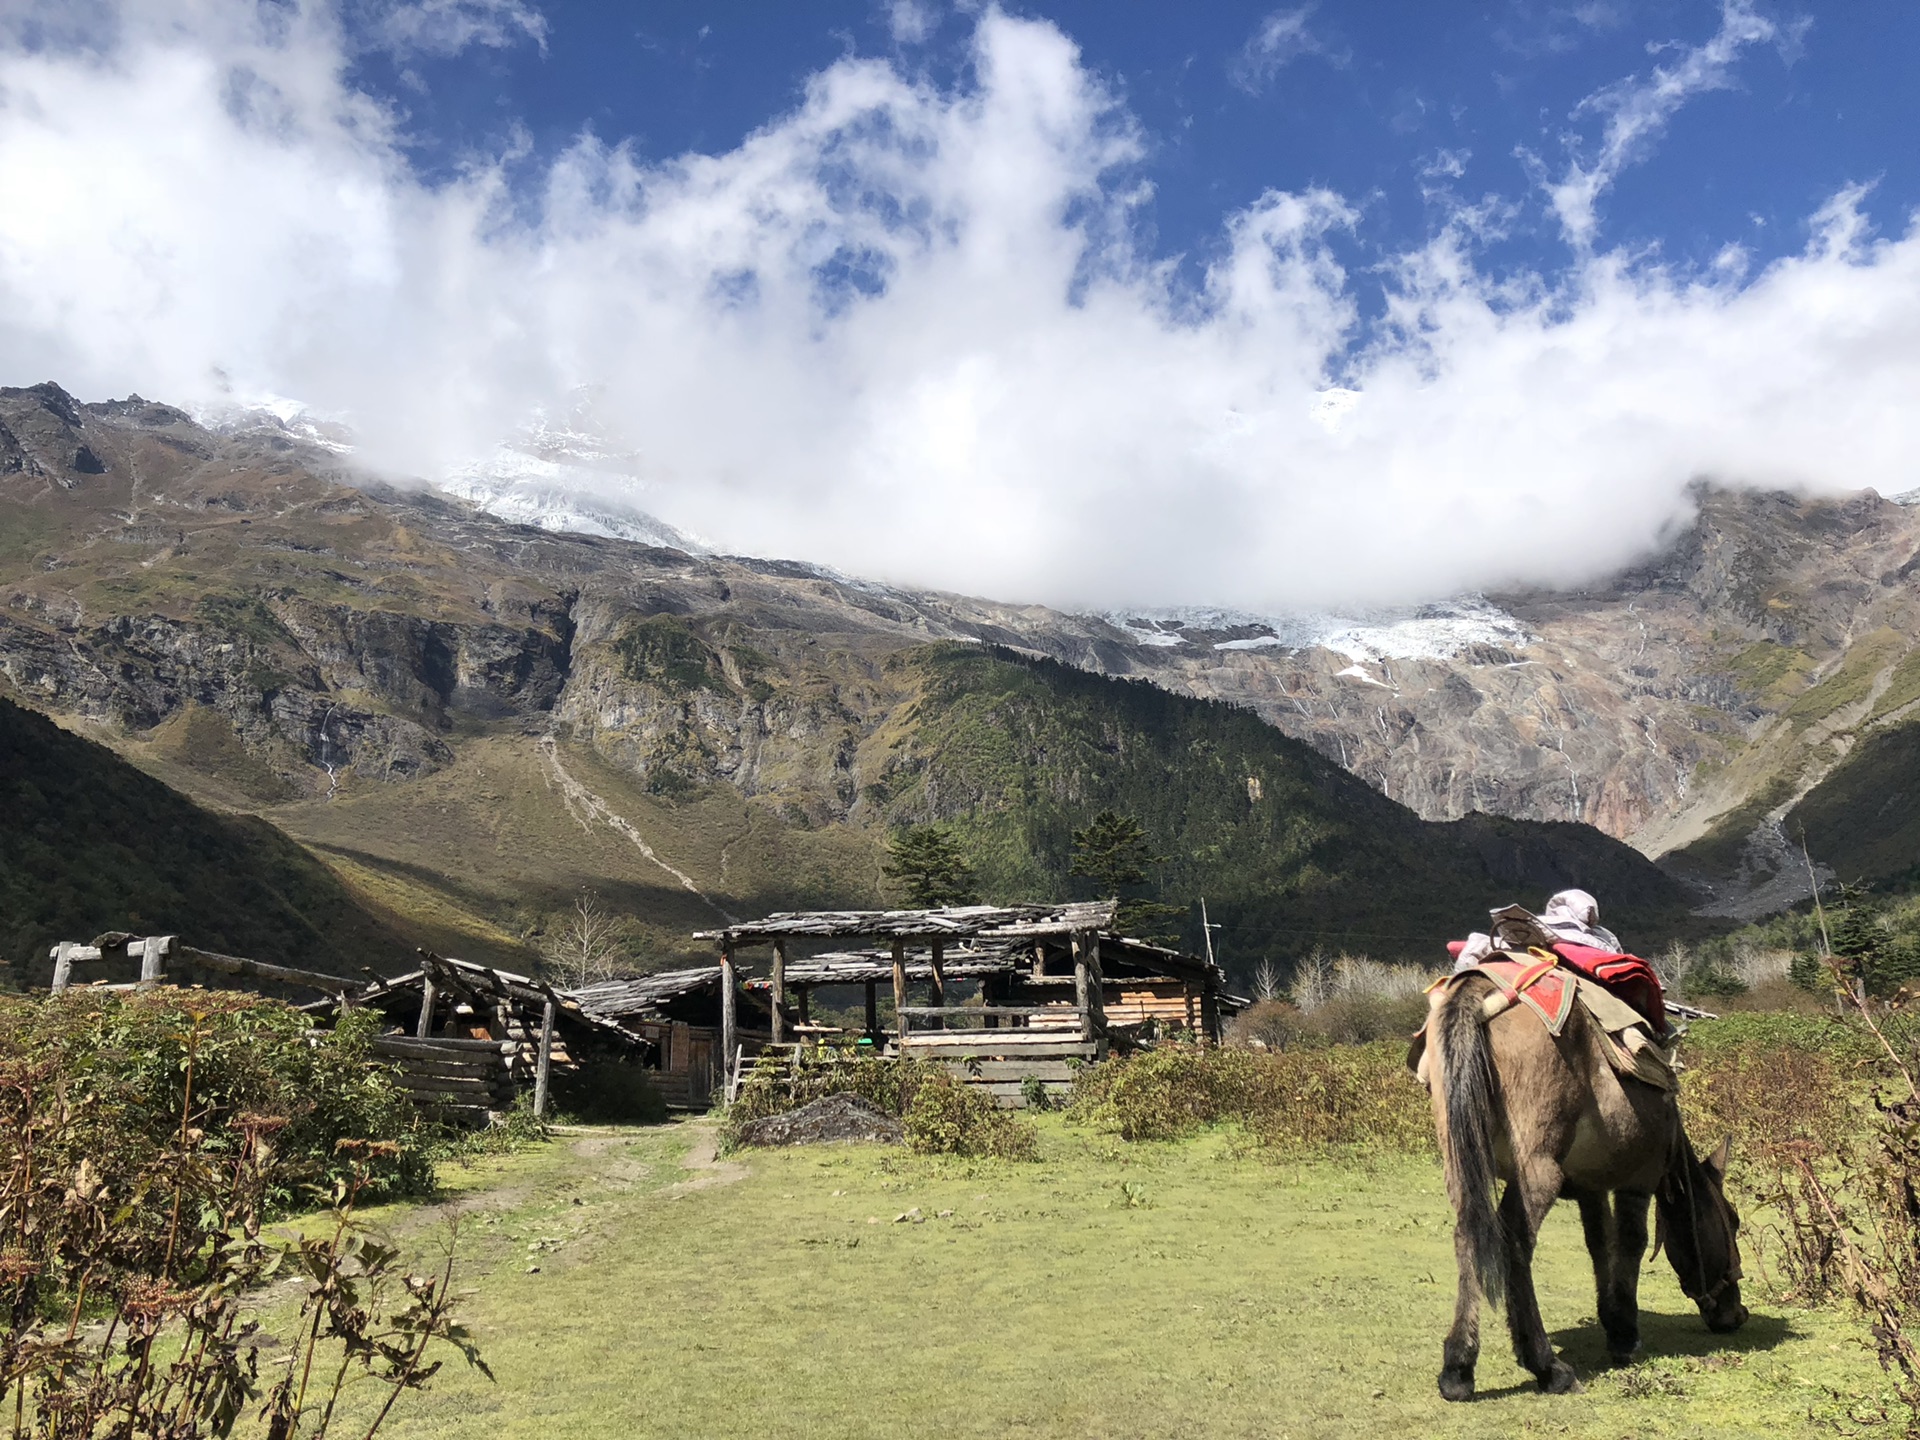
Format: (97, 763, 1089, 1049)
(1407, 949, 1679, 1093)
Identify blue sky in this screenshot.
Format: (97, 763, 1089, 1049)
(358, 2, 1919, 299)
(4, 1, 1920, 609)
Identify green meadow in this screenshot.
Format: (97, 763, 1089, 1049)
(285, 1118, 1891, 1440)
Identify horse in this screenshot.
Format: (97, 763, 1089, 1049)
(1426, 968, 1749, 1401)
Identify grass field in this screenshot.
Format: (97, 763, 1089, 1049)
(279, 1118, 1893, 1440)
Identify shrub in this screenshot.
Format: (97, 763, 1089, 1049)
(721, 1051, 1039, 1159)
(551, 1053, 667, 1124)
(0, 987, 429, 1210)
(1068, 1042, 1432, 1153)
(1223, 999, 1318, 1051)
(0, 999, 480, 1436)
(904, 1075, 1040, 1160)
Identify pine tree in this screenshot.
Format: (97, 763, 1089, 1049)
(882, 825, 980, 908)
(1069, 809, 1185, 943)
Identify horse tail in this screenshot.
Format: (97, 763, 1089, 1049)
(1435, 977, 1507, 1307)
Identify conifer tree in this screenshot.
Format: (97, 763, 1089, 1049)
(882, 825, 980, 908)
(1069, 809, 1185, 943)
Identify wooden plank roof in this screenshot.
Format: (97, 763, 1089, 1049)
(694, 901, 1117, 945)
(567, 965, 725, 1019)
(739, 950, 1018, 989)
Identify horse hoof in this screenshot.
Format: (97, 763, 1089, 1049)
(1438, 1367, 1476, 1402)
(1539, 1360, 1582, 1395)
(1607, 1346, 1640, 1368)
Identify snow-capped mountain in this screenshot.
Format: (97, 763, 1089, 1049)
(436, 410, 708, 554)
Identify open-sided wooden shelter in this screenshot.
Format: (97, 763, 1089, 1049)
(698, 903, 1243, 1106)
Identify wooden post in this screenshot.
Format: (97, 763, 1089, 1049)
(770, 937, 788, 1046)
(797, 986, 811, 1026)
(1031, 941, 1046, 981)
(864, 979, 878, 1037)
(983, 972, 998, 1029)
(1183, 982, 1198, 1037)
(1200, 975, 1221, 1048)
(720, 941, 738, 1081)
(415, 977, 438, 1039)
(928, 941, 946, 1030)
(136, 935, 169, 991)
(533, 998, 556, 1119)
(50, 942, 75, 994)
(1072, 933, 1091, 1039)
(891, 938, 908, 1045)
(1073, 930, 1105, 1041)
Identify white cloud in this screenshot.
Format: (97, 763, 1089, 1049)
(1230, 5, 1345, 93)
(1539, 0, 1776, 251)
(362, 0, 547, 57)
(0, 0, 1916, 615)
(885, 0, 938, 46)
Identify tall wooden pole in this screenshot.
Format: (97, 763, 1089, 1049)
(770, 937, 788, 1045)
(533, 998, 556, 1119)
(720, 939, 738, 1090)
(864, 979, 878, 1037)
(50, 942, 74, 994)
(891, 938, 908, 1046)
(415, 977, 438, 1038)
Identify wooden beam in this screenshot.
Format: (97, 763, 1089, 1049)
(177, 945, 357, 994)
(720, 940, 738, 1080)
(415, 977, 438, 1039)
(796, 985, 810, 1026)
(1200, 975, 1220, 1048)
(864, 979, 878, 1036)
(891, 938, 908, 1043)
(770, 937, 788, 1046)
(533, 997, 556, 1119)
(928, 940, 946, 1030)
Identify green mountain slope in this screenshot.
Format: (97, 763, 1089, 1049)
(0, 697, 427, 987)
(883, 646, 1697, 962)
(1784, 717, 1920, 888)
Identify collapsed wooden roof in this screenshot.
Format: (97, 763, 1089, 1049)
(338, 953, 647, 1048)
(695, 901, 1118, 945)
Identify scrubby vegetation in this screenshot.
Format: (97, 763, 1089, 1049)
(1067, 1042, 1433, 1152)
(719, 1051, 1039, 1160)
(0, 988, 482, 1436)
(0, 987, 431, 1207)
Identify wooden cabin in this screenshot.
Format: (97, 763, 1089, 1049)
(700, 903, 1245, 1107)
(568, 967, 772, 1110)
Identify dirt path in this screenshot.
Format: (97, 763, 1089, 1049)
(664, 1122, 749, 1194)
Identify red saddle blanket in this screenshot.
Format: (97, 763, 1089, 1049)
(1445, 941, 1667, 1035)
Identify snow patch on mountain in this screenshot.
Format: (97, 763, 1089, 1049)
(1100, 596, 1532, 663)
(436, 407, 709, 553)
(188, 394, 354, 454)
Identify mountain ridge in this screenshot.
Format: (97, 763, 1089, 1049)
(0, 381, 1710, 976)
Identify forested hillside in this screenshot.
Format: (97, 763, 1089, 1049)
(0, 697, 420, 985)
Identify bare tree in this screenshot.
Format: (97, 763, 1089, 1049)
(547, 892, 627, 988)
(1252, 958, 1282, 1002)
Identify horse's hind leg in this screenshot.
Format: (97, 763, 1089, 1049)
(1575, 1190, 1640, 1364)
(1440, 1226, 1482, 1401)
(1500, 1164, 1582, 1394)
(1608, 1190, 1651, 1361)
